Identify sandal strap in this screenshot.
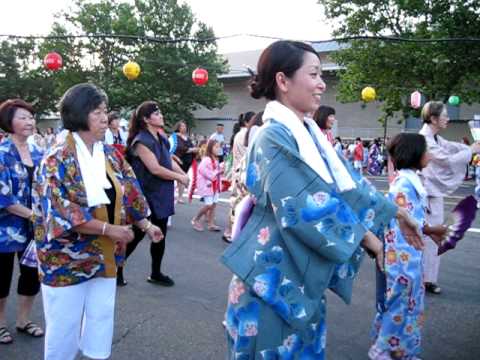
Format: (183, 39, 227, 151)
(0, 327, 12, 340)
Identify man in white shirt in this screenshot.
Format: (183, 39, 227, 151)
(209, 123, 225, 162)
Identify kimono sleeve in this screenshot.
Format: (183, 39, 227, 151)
(117, 154, 151, 223)
(251, 126, 367, 264)
(0, 158, 21, 208)
(429, 137, 472, 169)
(35, 155, 94, 241)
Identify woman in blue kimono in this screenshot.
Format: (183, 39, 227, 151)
(221, 40, 424, 359)
(370, 133, 447, 360)
(0, 99, 44, 344)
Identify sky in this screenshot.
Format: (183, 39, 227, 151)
(0, 0, 333, 53)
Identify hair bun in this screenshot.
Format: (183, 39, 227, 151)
(249, 76, 264, 99)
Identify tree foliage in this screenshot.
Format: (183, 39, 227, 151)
(318, 0, 480, 123)
(1, 0, 228, 128)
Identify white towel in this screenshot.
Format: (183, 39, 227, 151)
(72, 132, 112, 207)
(260, 101, 356, 192)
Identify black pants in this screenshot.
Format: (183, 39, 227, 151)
(124, 216, 169, 277)
(0, 249, 40, 298)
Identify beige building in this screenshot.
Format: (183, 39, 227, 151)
(193, 41, 477, 143)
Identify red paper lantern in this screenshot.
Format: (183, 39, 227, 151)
(192, 67, 208, 86)
(44, 52, 63, 71)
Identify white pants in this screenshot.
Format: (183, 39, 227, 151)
(42, 278, 116, 360)
(423, 196, 444, 283)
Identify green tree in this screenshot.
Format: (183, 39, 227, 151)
(0, 39, 58, 115)
(40, 0, 228, 128)
(318, 0, 480, 126)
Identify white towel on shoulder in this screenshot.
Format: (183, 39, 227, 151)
(72, 132, 112, 207)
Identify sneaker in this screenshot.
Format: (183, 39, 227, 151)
(147, 273, 175, 287)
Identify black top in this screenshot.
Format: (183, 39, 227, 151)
(127, 130, 175, 219)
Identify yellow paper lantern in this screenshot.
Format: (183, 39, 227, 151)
(122, 61, 141, 80)
(361, 86, 376, 102)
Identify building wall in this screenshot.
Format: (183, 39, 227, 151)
(192, 75, 478, 142)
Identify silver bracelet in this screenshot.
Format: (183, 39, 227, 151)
(102, 222, 108, 236)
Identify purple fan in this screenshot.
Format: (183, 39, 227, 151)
(438, 195, 478, 255)
(20, 240, 38, 268)
(231, 195, 255, 241)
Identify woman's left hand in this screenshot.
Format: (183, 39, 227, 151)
(397, 208, 424, 250)
(147, 224, 164, 243)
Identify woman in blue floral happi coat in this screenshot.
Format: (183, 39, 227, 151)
(221, 40, 424, 359)
(0, 99, 44, 344)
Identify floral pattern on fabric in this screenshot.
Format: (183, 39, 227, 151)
(0, 139, 43, 252)
(371, 175, 426, 359)
(33, 133, 150, 287)
(222, 121, 398, 359)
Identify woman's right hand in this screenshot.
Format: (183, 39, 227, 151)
(146, 224, 164, 243)
(178, 174, 189, 187)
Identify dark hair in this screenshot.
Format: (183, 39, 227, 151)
(216, 123, 224, 127)
(173, 120, 187, 133)
(421, 101, 445, 124)
(59, 83, 108, 131)
(387, 133, 427, 171)
(250, 40, 320, 100)
(230, 112, 255, 148)
(108, 111, 120, 125)
(356, 137, 361, 142)
(127, 101, 160, 147)
(206, 139, 218, 159)
(244, 111, 264, 147)
(0, 99, 35, 133)
(313, 105, 336, 130)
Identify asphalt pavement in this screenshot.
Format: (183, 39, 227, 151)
(2, 177, 479, 360)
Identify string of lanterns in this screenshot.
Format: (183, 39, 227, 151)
(43, 51, 209, 86)
(42, 51, 464, 101)
(361, 85, 461, 108)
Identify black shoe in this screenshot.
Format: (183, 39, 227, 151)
(425, 282, 442, 294)
(147, 273, 175, 287)
(116, 271, 128, 287)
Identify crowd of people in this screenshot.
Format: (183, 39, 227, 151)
(0, 39, 478, 360)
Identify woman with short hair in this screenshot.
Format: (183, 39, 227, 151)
(419, 101, 480, 294)
(313, 105, 336, 145)
(33, 83, 163, 360)
(0, 99, 44, 344)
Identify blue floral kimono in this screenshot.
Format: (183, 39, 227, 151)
(371, 171, 426, 359)
(0, 139, 43, 253)
(221, 121, 397, 359)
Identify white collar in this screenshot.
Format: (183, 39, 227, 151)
(72, 132, 111, 207)
(260, 101, 356, 192)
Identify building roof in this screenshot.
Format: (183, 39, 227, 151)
(220, 40, 346, 79)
